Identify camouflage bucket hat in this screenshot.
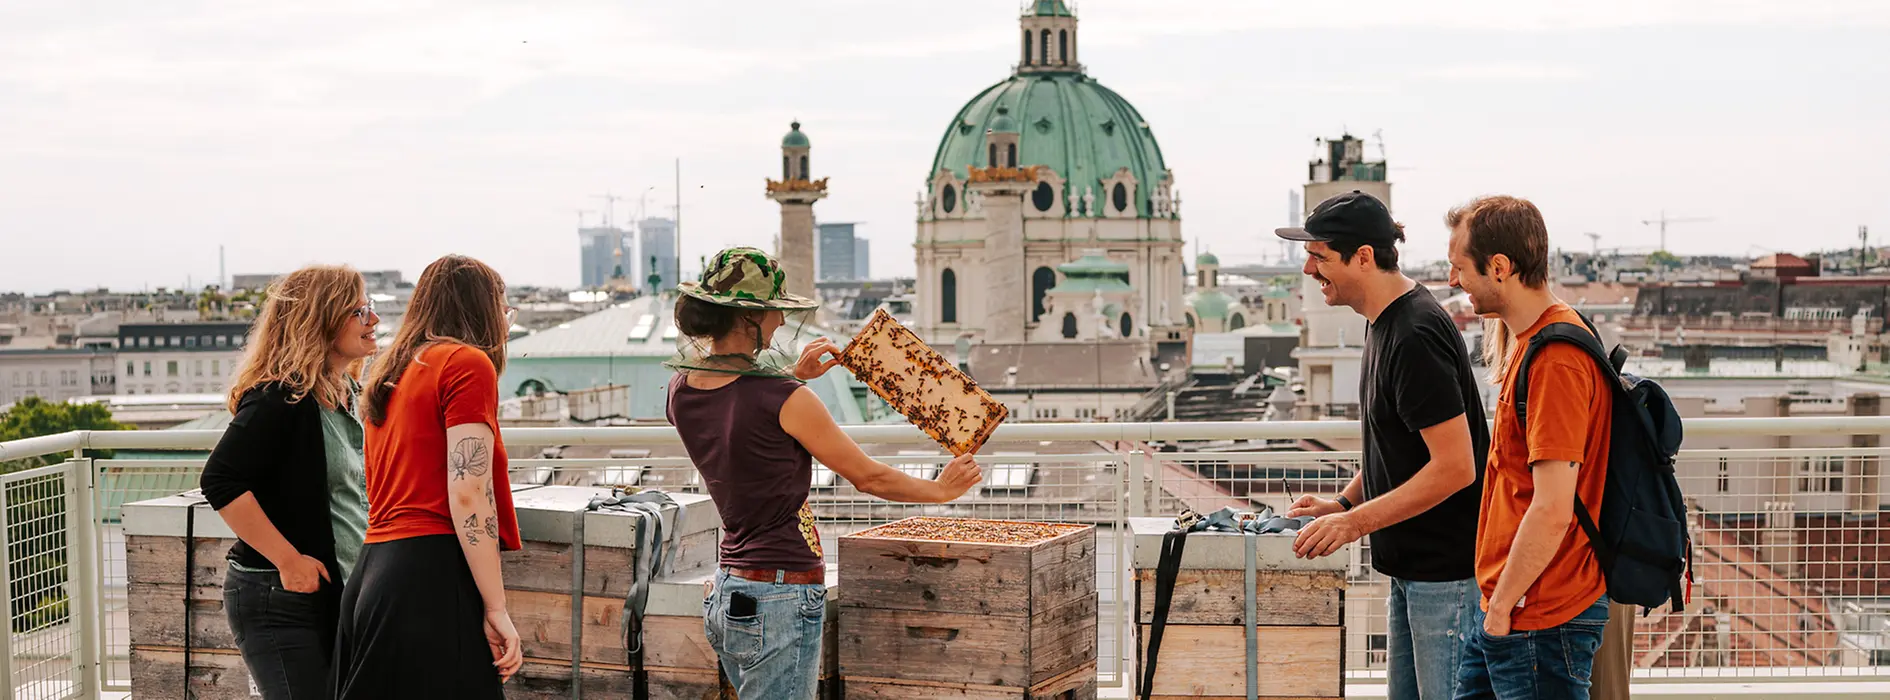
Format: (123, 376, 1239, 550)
(678, 247, 819, 310)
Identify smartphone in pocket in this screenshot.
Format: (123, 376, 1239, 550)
(728, 591, 758, 618)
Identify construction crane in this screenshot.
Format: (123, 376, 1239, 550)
(592, 192, 622, 228)
(1641, 211, 1712, 252)
(1584, 232, 1601, 256)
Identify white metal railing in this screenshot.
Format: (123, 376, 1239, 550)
(2, 417, 1889, 697)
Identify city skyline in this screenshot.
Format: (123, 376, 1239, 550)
(3, 0, 1887, 294)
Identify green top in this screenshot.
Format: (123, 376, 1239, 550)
(1032, 0, 1074, 17)
(781, 121, 810, 148)
(1189, 289, 1232, 320)
(927, 73, 1168, 218)
(319, 392, 369, 582)
(1196, 251, 1220, 266)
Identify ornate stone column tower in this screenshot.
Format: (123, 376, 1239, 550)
(971, 113, 1033, 342)
(766, 120, 825, 300)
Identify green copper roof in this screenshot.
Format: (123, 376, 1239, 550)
(1189, 289, 1232, 319)
(1032, 0, 1074, 17)
(928, 73, 1168, 218)
(1196, 251, 1220, 266)
(988, 105, 1019, 134)
(1052, 276, 1133, 294)
(782, 121, 809, 148)
(1058, 252, 1130, 276)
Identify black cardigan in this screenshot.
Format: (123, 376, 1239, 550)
(199, 383, 345, 596)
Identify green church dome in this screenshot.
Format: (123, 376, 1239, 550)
(988, 105, 1019, 134)
(928, 73, 1168, 217)
(1032, 0, 1074, 17)
(1196, 251, 1220, 266)
(782, 121, 810, 148)
(1188, 289, 1232, 320)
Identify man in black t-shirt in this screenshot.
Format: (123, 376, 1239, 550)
(1278, 191, 1489, 700)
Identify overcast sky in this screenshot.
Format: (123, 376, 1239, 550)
(3, 0, 1887, 294)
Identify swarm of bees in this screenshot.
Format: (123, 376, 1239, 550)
(838, 310, 1010, 456)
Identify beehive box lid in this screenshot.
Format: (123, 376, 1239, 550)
(512, 486, 719, 549)
(645, 566, 842, 617)
(837, 309, 1009, 456)
(1129, 517, 1351, 572)
(844, 516, 1091, 547)
(122, 485, 552, 539)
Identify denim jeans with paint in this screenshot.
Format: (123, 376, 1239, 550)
(1386, 577, 1482, 700)
(1455, 595, 1611, 700)
(702, 569, 825, 700)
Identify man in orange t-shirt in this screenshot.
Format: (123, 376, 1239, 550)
(1446, 195, 1613, 699)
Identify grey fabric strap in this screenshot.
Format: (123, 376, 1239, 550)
(1243, 530, 1259, 700)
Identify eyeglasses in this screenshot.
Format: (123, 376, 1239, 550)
(351, 300, 378, 326)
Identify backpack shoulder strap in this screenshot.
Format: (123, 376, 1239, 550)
(1512, 322, 1614, 425)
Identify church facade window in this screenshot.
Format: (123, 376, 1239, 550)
(1023, 30, 1032, 65)
(941, 184, 957, 213)
(1040, 29, 1050, 64)
(1006, 143, 1017, 167)
(782, 156, 790, 180)
(1031, 266, 1056, 321)
(1059, 30, 1068, 64)
(1111, 182, 1128, 213)
(799, 155, 808, 179)
(989, 144, 998, 166)
(941, 269, 958, 323)
(1032, 182, 1055, 212)
(1119, 313, 1132, 338)
(1229, 314, 1246, 331)
(1061, 313, 1077, 339)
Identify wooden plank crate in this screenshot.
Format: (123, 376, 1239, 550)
(838, 517, 1097, 699)
(122, 486, 725, 700)
(1128, 517, 1352, 700)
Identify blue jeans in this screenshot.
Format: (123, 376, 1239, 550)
(1455, 595, 1610, 700)
(702, 569, 825, 700)
(1387, 577, 1481, 700)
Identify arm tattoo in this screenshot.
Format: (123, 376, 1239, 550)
(449, 437, 491, 481)
(462, 513, 481, 546)
(485, 515, 498, 539)
(485, 482, 495, 508)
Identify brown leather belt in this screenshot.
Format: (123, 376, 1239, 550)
(723, 565, 825, 585)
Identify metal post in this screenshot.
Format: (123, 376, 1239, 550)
(0, 470, 16, 693)
(1127, 450, 1145, 519)
(67, 458, 102, 697)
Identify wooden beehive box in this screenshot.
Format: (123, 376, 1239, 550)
(1128, 517, 1350, 699)
(838, 517, 1097, 699)
(500, 486, 724, 699)
(121, 492, 250, 700)
(122, 485, 726, 700)
(837, 309, 1008, 456)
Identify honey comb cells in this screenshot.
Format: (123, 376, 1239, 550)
(836, 309, 1009, 456)
(854, 516, 1085, 545)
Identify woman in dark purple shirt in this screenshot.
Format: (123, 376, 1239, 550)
(665, 247, 982, 700)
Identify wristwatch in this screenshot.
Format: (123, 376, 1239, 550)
(1335, 494, 1355, 511)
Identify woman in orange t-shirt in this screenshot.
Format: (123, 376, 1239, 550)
(332, 256, 524, 698)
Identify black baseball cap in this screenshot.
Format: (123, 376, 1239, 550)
(1275, 191, 1399, 245)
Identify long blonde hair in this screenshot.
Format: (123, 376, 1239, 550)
(1481, 317, 1514, 385)
(227, 266, 367, 412)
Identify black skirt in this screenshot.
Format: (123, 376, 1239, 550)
(332, 534, 503, 699)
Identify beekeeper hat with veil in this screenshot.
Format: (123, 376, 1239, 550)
(666, 246, 823, 380)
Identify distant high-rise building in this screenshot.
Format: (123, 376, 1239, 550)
(817, 222, 863, 281)
(853, 236, 871, 280)
(638, 217, 679, 292)
(578, 227, 630, 287)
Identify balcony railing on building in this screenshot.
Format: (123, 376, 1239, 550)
(0, 416, 1887, 697)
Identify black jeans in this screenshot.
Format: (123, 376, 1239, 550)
(223, 566, 334, 700)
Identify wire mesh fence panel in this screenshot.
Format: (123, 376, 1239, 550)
(1645, 447, 1890, 677)
(2, 465, 80, 700)
(90, 458, 207, 690)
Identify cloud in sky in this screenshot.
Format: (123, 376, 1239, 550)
(1, 0, 1887, 293)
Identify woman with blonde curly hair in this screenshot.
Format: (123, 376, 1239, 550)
(198, 265, 380, 699)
